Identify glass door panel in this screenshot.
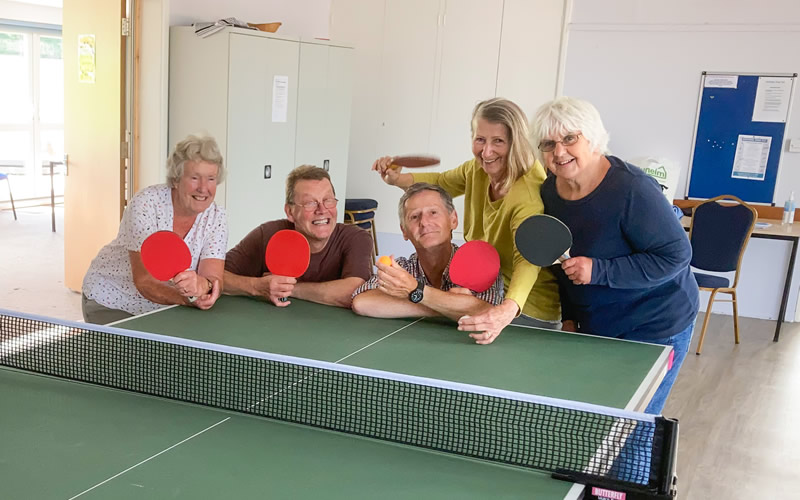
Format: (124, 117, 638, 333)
(0, 30, 64, 202)
(36, 35, 65, 198)
(0, 32, 32, 125)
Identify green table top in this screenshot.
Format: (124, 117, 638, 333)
(0, 296, 670, 499)
(118, 296, 670, 410)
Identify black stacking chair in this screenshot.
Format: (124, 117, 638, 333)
(344, 198, 379, 264)
(689, 195, 757, 355)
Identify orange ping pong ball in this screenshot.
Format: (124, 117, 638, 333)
(378, 256, 392, 266)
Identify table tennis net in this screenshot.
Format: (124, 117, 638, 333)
(0, 310, 676, 495)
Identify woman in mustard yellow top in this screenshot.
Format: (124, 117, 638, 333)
(373, 97, 559, 344)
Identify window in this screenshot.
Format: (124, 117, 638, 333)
(0, 29, 64, 201)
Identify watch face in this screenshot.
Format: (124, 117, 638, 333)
(409, 288, 424, 303)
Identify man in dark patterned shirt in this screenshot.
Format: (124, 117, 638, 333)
(352, 183, 503, 320)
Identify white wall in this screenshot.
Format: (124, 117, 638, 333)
(332, 0, 567, 248)
(565, 0, 800, 205)
(168, 0, 329, 39)
(564, 0, 800, 321)
(0, 0, 61, 25)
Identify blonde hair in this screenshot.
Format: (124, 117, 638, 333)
(471, 98, 535, 193)
(530, 97, 610, 165)
(166, 134, 225, 187)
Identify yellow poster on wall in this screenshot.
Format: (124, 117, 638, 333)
(78, 34, 96, 83)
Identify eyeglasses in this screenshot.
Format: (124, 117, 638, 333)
(538, 133, 582, 152)
(291, 198, 338, 211)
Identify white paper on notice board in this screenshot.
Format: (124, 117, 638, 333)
(272, 75, 289, 123)
(753, 77, 791, 123)
(705, 75, 738, 88)
(731, 135, 771, 181)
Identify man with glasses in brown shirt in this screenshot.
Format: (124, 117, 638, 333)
(223, 165, 373, 308)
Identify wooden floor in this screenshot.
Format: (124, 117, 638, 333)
(667, 315, 800, 499)
(2, 206, 799, 499)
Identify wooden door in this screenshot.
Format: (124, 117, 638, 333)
(62, 0, 126, 291)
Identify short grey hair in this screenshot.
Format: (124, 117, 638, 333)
(398, 183, 455, 230)
(530, 97, 610, 165)
(166, 134, 225, 187)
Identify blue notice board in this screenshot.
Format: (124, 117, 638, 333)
(687, 72, 796, 204)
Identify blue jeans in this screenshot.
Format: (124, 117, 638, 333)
(614, 320, 695, 484)
(626, 320, 695, 415)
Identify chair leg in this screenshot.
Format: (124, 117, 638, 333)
(6, 178, 16, 221)
(695, 289, 719, 355)
(371, 223, 379, 257)
(731, 290, 740, 345)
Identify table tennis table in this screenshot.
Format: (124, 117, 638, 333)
(0, 296, 673, 499)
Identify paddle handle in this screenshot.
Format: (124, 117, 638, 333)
(553, 250, 571, 265)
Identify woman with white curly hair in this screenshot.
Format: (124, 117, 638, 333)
(81, 134, 228, 324)
(531, 97, 698, 415)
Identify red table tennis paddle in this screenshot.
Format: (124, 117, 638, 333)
(265, 229, 311, 302)
(140, 231, 192, 281)
(515, 214, 572, 267)
(449, 240, 501, 293)
(391, 154, 440, 169)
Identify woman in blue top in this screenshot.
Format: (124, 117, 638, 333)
(531, 97, 699, 415)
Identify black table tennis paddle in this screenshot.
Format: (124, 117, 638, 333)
(515, 215, 572, 267)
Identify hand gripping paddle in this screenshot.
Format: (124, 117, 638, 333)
(390, 154, 440, 169)
(449, 240, 501, 293)
(140, 231, 192, 281)
(515, 215, 572, 267)
(264, 229, 311, 302)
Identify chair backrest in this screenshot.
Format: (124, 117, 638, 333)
(343, 209, 375, 226)
(689, 195, 757, 279)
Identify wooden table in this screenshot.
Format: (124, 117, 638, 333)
(683, 216, 800, 341)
